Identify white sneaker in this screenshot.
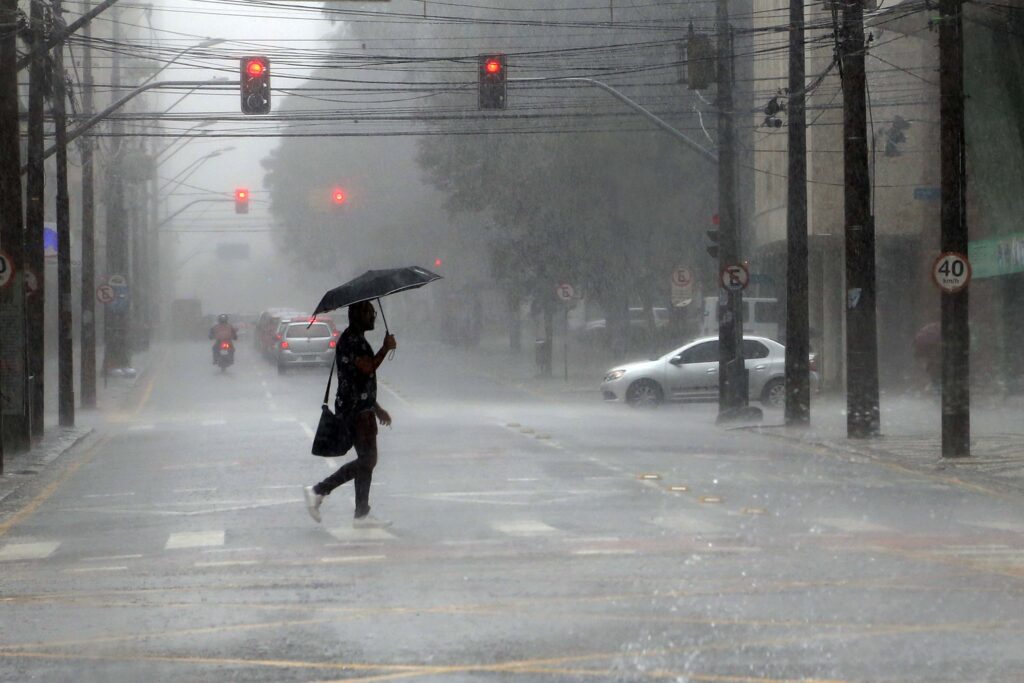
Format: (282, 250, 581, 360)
(352, 514, 392, 529)
(303, 486, 323, 523)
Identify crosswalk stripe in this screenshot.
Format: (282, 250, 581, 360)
(165, 531, 225, 550)
(817, 517, 894, 533)
(492, 520, 558, 537)
(327, 527, 395, 542)
(0, 541, 60, 562)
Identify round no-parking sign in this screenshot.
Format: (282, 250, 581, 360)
(932, 252, 971, 293)
(0, 250, 14, 290)
(719, 263, 749, 292)
(96, 284, 115, 304)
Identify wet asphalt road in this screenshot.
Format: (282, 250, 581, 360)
(2, 339, 1024, 682)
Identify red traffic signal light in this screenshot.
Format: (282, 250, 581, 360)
(331, 188, 346, 205)
(434, 258, 443, 268)
(240, 56, 270, 115)
(235, 188, 250, 214)
(478, 53, 506, 110)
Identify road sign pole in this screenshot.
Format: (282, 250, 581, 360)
(939, 0, 969, 458)
(53, 0, 74, 427)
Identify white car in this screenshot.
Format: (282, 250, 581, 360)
(601, 335, 817, 408)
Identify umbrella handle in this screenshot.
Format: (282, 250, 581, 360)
(376, 299, 396, 360)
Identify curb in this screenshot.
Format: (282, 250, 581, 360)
(0, 426, 95, 507)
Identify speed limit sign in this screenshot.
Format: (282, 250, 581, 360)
(0, 250, 14, 290)
(932, 252, 971, 293)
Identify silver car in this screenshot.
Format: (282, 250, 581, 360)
(276, 320, 337, 374)
(601, 335, 816, 408)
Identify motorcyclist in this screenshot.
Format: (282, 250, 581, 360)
(209, 314, 238, 364)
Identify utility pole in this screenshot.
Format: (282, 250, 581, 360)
(785, 0, 810, 426)
(715, 0, 748, 421)
(104, 7, 131, 372)
(939, 0, 969, 457)
(79, 3, 97, 408)
(26, 0, 46, 437)
(0, 0, 30, 461)
(838, 0, 880, 438)
(52, 0, 74, 426)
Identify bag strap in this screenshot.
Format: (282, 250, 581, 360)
(322, 351, 337, 407)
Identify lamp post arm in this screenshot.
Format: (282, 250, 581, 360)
(510, 76, 718, 163)
(24, 79, 232, 173)
(159, 198, 230, 229)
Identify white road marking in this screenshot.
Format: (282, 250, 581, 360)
(202, 546, 262, 554)
(83, 492, 135, 499)
(165, 531, 225, 550)
(172, 487, 218, 493)
(0, 541, 61, 562)
(818, 517, 895, 533)
(194, 560, 259, 568)
(127, 424, 154, 432)
(200, 419, 227, 427)
(327, 527, 396, 542)
(272, 417, 298, 423)
(81, 554, 143, 562)
(968, 521, 1024, 534)
(493, 520, 558, 537)
(299, 422, 315, 440)
(65, 566, 127, 573)
(378, 382, 410, 408)
(319, 555, 386, 564)
(573, 548, 636, 556)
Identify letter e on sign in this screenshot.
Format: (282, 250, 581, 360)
(932, 252, 971, 294)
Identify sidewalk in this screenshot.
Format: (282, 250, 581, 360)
(0, 346, 156, 505)
(748, 392, 1024, 497)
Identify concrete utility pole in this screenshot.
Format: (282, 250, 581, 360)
(938, 0, 969, 457)
(839, 0, 880, 438)
(104, 8, 131, 372)
(785, 0, 810, 426)
(52, 0, 74, 426)
(715, 0, 748, 421)
(26, 0, 46, 437)
(0, 0, 30, 461)
(79, 3, 97, 408)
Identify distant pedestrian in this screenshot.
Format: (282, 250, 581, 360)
(304, 301, 396, 528)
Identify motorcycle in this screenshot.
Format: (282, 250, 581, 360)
(215, 340, 235, 371)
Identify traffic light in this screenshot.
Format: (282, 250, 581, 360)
(240, 56, 271, 115)
(705, 228, 719, 259)
(686, 34, 714, 91)
(434, 258, 443, 268)
(235, 188, 249, 214)
(478, 53, 506, 110)
(331, 188, 346, 206)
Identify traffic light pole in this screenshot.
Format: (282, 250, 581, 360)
(52, 0, 74, 427)
(79, 5, 97, 408)
(25, 0, 45, 437)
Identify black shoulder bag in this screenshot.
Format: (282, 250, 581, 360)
(310, 353, 354, 457)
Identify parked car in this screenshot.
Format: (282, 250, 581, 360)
(275, 319, 337, 374)
(700, 296, 780, 341)
(600, 335, 819, 408)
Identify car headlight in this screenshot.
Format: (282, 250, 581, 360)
(604, 369, 626, 382)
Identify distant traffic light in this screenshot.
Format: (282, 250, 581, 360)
(331, 188, 346, 206)
(706, 216, 719, 259)
(240, 56, 270, 115)
(478, 53, 506, 110)
(434, 258, 443, 268)
(235, 188, 249, 214)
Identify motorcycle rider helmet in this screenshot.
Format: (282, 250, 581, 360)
(218, 314, 229, 324)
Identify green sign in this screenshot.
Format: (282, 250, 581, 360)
(968, 232, 1024, 279)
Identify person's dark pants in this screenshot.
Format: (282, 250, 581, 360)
(313, 410, 378, 518)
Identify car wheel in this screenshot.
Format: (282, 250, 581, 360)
(761, 378, 785, 408)
(625, 379, 663, 408)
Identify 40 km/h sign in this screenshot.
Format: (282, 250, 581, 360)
(932, 252, 971, 293)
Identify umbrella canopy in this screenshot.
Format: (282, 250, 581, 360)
(312, 266, 442, 318)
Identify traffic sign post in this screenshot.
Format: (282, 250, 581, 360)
(555, 283, 576, 382)
(671, 266, 694, 307)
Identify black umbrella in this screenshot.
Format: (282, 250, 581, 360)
(311, 266, 442, 333)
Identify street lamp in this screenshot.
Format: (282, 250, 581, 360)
(138, 37, 225, 90)
(158, 147, 235, 195)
